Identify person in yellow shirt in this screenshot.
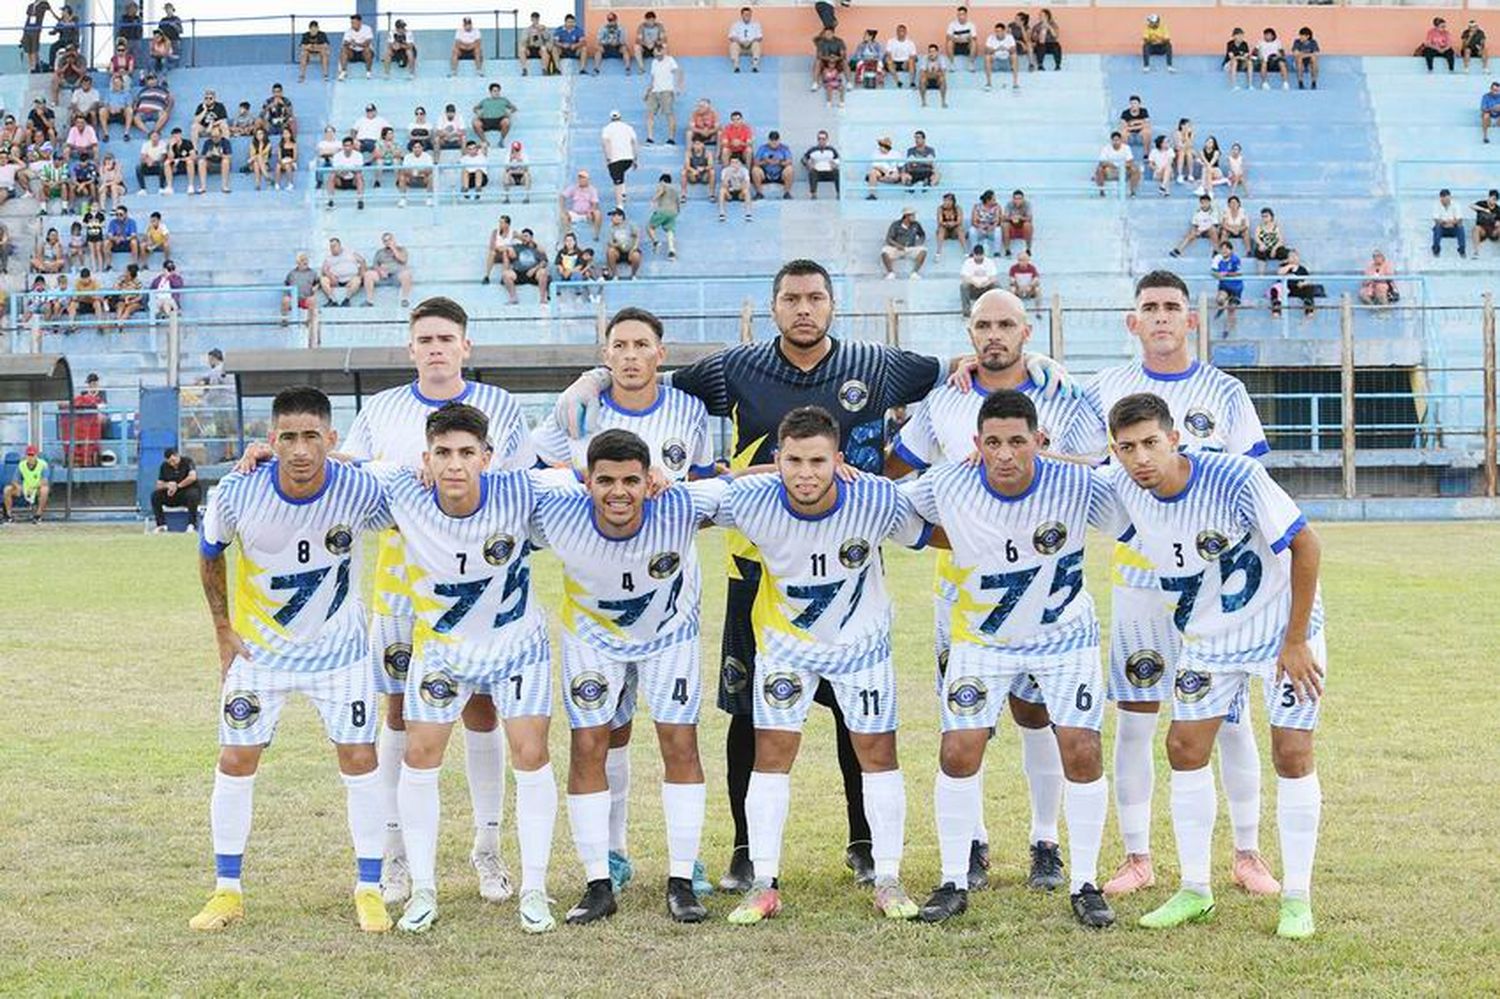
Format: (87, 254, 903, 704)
(1142, 14, 1174, 72)
(3, 445, 50, 524)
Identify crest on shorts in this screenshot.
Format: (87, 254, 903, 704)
(325, 524, 354, 555)
(419, 669, 458, 707)
(223, 691, 261, 730)
(837, 379, 870, 412)
(839, 537, 871, 569)
(383, 642, 412, 681)
(1125, 649, 1166, 688)
(1195, 530, 1230, 561)
(763, 671, 803, 709)
(1032, 521, 1067, 555)
(483, 533, 516, 566)
(648, 551, 681, 579)
(1174, 669, 1211, 703)
(946, 678, 988, 716)
(570, 671, 610, 710)
(661, 438, 688, 473)
(722, 656, 750, 694)
(1183, 407, 1216, 438)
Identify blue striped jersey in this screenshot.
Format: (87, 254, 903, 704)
(1100, 453, 1324, 666)
(714, 474, 930, 672)
(904, 459, 1112, 656)
(892, 379, 1087, 470)
(374, 467, 547, 674)
(200, 461, 388, 671)
(532, 386, 716, 481)
(529, 479, 726, 657)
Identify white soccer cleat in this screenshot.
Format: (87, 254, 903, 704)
(382, 854, 412, 905)
(397, 888, 438, 933)
(472, 850, 514, 902)
(518, 889, 557, 934)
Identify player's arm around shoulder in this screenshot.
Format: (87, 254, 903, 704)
(895, 468, 947, 549)
(681, 475, 730, 527)
(1083, 463, 1132, 538)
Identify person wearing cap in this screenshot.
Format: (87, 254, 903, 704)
(77, 371, 107, 408)
(451, 16, 485, 76)
(148, 446, 199, 532)
(299, 19, 331, 82)
(351, 103, 391, 161)
(384, 18, 418, 78)
(1462, 19, 1489, 72)
(521, 13, 558, 77)
(592, 11, 635, 76)
(338, 13, 376, 81)
(958, 243, 999, 315)
(751, 130, 794, 200)
(501, 227, 551, 304)
(635, 10, 668, 68)
(882, 206, 928, 279)
(554, 13, 586, 66)
(1432, 188, 1466, 257)
(1141, 14, 1174, 73)
(643, 39, 683, 145)
(600, 111, 640, 208)
(1481, 81, 1500, 143)
(603, 208, 643, 279)
(728, 6, 764, 74)
(473, 83, 518, 146)
(458, 140, 490, 201)
(918, 44, 951, 108)
(717, 155, 752, 221)
(1471, 188, 1500, 254)
(561, 169, 605, 238)
(864, 135, 904, 199)
(1359, 249, 1396, 306)
(501, 142, 531, 202)
(2, 446, 50, 525)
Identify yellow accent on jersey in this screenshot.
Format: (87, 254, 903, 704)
(231, 550, 292, 646)
(932, 548, 954, 596)
(937, 558, 996, 648)
(724, 403, 767, 580)
(402, 561, 459, 655)
(560, 574, 628, 639)
(1109, 538, 1157, 587)
(371, 529, 409, 616)
(749, 565, 811, 644)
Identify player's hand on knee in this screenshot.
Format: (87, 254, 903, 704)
(234, 441, 273, 474)
(1276, 639, 1323, 703)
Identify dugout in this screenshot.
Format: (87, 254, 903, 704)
(0, 355, 76, 520)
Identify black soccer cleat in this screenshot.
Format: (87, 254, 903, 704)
(666, 877, 707, 923)
(718, 846, 755, 893)
(1027, 841, 1066, 891)
(967, 840, 991, 891)
(918, 882, 969, 923)
(1070, 882, 1115, 928)
(845, 840, 876, 886)
(565, 879, 618, 926)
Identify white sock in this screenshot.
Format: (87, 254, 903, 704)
(398, 764, 442, 893)
(464, 727, 504, 856)
(1217, 716, 1263, 853)
(934, 769, 981, 887)
(1064, 776, 1108, 892)
(1113, 710, 1159, 855)
(567, 790, 612, 883)
(343, 770, 386, 890)
(1020, 726, 1064, 844)
(376, 725, 406, 859)
(1277, 772, 1321, 901)
(662, 781, 706, 880)
(1170, 766, 1217, 895)
(605, 745, 630, 855)
(211, 770, 255, 892)
(514, 763, 558, 894)
(746, 771, 791, 881)
(862, 768, 907, 880)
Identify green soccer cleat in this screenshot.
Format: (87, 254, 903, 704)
(873, 877, 920, 920)
(727, 879, 781, 925)
(1138, 889, 1215, 929)
(1276, 897, 1316, 940)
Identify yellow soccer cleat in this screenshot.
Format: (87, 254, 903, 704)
(355, 887, 393, 933)
(188, 889, 244, 931)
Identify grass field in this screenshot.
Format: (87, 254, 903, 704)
(3, 521, 1499, 996)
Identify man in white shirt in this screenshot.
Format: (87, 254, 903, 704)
(864, 136, 905, 199)
(958, 244, 999, 316)
(1432, 187, 1467, 257)
(1170, 194, 1221, 258)
(600, 109, 639, 207)
(352, 104, 391, 160)
(325, 135, 366, 210)
(985, 23, 1020, 91)
(451, 17, 485, 75)
(435, 105, 468, 161)
(643, 40, 683, 145)
(947, 6, 978, 71)
(885, 25, 919, 88)
(136, 130, 169, 194)
(397, 141, 435, 207)
(319, 237, 371, 306)
(1093, 131, 1141, 197)
(728, 6, 763, 73)
(339, 14, 376, 81)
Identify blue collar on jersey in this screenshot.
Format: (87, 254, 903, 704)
(602, 386, 663, 418)
(976, 456, 1041, 503)
(1153, 452, 1201, 504)
(778, 477, 844, 521)
(270, 459, 337, 505)
(967, 375, 1035, 399)
(591, 495, 653, 541)
(1141, 359, 1201, 383)
(410, 378, 475, 407)
(432, 474, 488, 519)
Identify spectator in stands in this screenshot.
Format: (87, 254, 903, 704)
(157, 3, 183, 64)
(64, 114, 97, 161)
(643, 40, 683, 144)
(37, 151, 68, 215)
(865, 135, 904, 199)
(1421, 17, 1456, 73)
(1009, 249, 1041, 304)
(1146, 135, 1174, 195)
(1142, 13, 1174, 72)
(319, 237, 371, 307)
(1481, 82, 1500, 143)
(482, 214, 516, 283)
(247, 127, 273, 190)
(141, 210, 170, 262)
(275, 127, 298, 190)
(367, 232, 413, 307)
(1256, 28, 1290, 90)
(1292, 27, 1320, 89)
(918, 45, 950, 108)
(260, 83, 298, 138)
(751, 131, 794, 200)
(1171, 119, 1196, 185)
(281, 250, 318, 324)
(1224, 28, 1252, 90)
(2, 446, 50, 525)
(1198, 135, 1227, 193)
(19, 2, 50, 75)
(1472, 189, 1500, 255)
(882, 206, 927, 279)
(473, 83, 517, 146)
(150, 259, 183, 316)
(0, 152, 30, 209)
(1008, 13, 1035, 72)
(339, 14, 376, 81)
(553, 231, 587, 293)
(634, 11, 668, 66)
(69, 266, 110, 331)
(936, 194, 971, 258)
(985, 21, 1022, 92)
(904, 131, 939, 190)
(720, 110, 752, 165)
(1359, 249, 1396, 306)
(27, 97, 58, 148)
(21, 276, 50, 325)
(958, 243, 997, 316)
(647, 172, 679, 259)
(100, 72, 134, 141)
(352, 103, 392, 160)
(575, 248, 603, 292)
(132, 74, 173, 136)
(229, 101, 260, 138)
(819, 48, 847, 108)
(325, 135, 365, 210)
(802, 130, 840, 199)
(1251, 206, 1288, 273)
(593, 11, 634, 76)
(1170, 194, 1221, 257)
(200, 348, 228, 385)
(1275, 248, 1322, 318)
(1031, 9, 1062, 70)
(458, 140, 489, 201)
(97, 152, 125, 209)
(30, 227, 65, 275)
(968, 189, 1001, 254)
(1219, 194, 1251, 255)
(397, 141, 435, 207)
(852, 30, 887, 91)
(687, 99, 720, 147)
(718, 156, 752, 221)
(946, 7, 978, 72)
(521, 13, 557, 77)
(554, 13, 586, 67)
(150, 447, 199, 532)
(603, 208, 643, 278)
(885, 24, 919, 87)
(561, 168, 605, 238)
(729, 7, 764, 74)
(812, 25, 848, 93)
(299, 19, 331, 82)
(1211, 241, 1244, 333)
(147, 29, 176, 77)
(501, 142, 531, 202)
(1432, 188, 1467, 257)
(77, 204, 102, 271)
(682, 138, 715, 200)
(1119, 95, 1151, 153)
(68, 74, 101, 134)
(69, 153, 99, 211)
(314, 124, 340, 166)
(1094, 131, 1140, 196)
(1462, 19, 1489, 73)
(105, 204, 139, 267)
(502, 228, 550, 303)
(189, 88, 227, 143)
(196, 120, 233, 195)
(384, 19, 418, 79)
(452, 17, 485, 76)
(113, 262, 144, 329)
(1002, 189, 1033, 256)
(49, 45, 88, 104)
(371, 125, 402, 187)
(600, 111, 639, 207)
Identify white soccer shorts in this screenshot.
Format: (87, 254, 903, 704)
(935, 592, 1047, 706)
(753, 656, 897, 735)
(402, 630, 552, 725)
(1107, 583, 1181, 704)
(372, 610, 494, 699)
(942, 644, 1104, 733)
(1171, 631, 1327, 731)
(561, 632, 700, 730)
(219, 656, 375, 747)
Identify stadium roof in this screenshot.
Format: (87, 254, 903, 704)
(0, 354, 73, 404)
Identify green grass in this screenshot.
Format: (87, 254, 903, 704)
(3, 523, 1498, 996)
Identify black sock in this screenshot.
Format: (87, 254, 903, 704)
(726, 710, 755, 851)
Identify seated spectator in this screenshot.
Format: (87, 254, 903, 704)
(520, 13, 558, 77)
(147, 29, 177, 76)
(865, 135, 905, 199)
(1002, 189, 1033, 256)
(451, 17, 485, 76)
(282, 250, 319, 324)
(1009, 250, 1041, 303)
(882, 206, 927, 279)
(1462, 19, 1489, 73)
(1274, 249, 1322, 318)
(319, 237, 371, 307)
(719, 110, 752, 165)
(141, 211, 170, 262)
(69, 154, 99, 211)
(553, 231, 588, 291)
(603, 208, 643, 279)
(1211, 241, 1244, 333)
(352, 103, 391, 160)
(683, 138, 716, 199)
(396, 141, 435, 207)
(1094, 132, 1141, 197)
(196, 121, 233, 195)
(1225, 143, 1249, 194)
(560, 169, 604, 238)
(339, 14, 376, 81)
(70, 266, 110, 331)
(229, 101, 261, 138)
(314, 124, 341, 165)
(435, 104, 468, 161)
(811, 26, 848, 93)
(68, 75, 102, 134)
(852, 30, 886, 90)
(958, 244, 996, 316)
(718, 157, 753, 221)
(31, 227, 66, 274)
(1432, 188, 1466, 257)
(3, 446, 50, 525)
(1292, 27, 1320, 89)
(1472, 188, 1500, 255)
(918, 45, 950, 108)
(687, 99, 720, 147)
(985, 21, 1020, 91)
(156, 4, 184, 66)
(1421, 17, 1456, 73)
(50, 45, 89, 103)
(367, 232, 413, 308)
(1147, 135, 1174, 195)
(802, 131, 839, 200)
(593, 11, 634, 75)
(473, 83, 517, 145)
(100, 72, 135, 141)
(27, 97, 59, 147)
(969, 189, 1001, 254)
(65, 114, 98, 161)
(299, 19, 331, 82)
(554, 14, 586, 66)
(150, 447, 199, 531)
(1219, 194, 1252, 255)
(261, 84, 297, 141)
(1197, 135, 1227, 193)
(1007, 13, 1034, 71)
(885, 24, 919, 87)
(647, 172, 679, 259)
(1170, 194, 1221, 257)
(148, 259, 183, 316)
(729, 7, 764, 74)
(1141, 13, 1174, 72)
(247, 127, 273, 190)
(45, 275, 71, 325)
(1224, 28, 1252, 90)
(97, 152, 126, 208)
(276, 128, 298, 190)
(500, 141, 530, 202)
(903, 131, 939, 189)
(751, 131, 794, 200)
(820, 47, 847, 108)
(1359, 249, 1396, 306)
(105, 204, 140, 266)
(0, 152, 31, 209)
(406, 107, 434, 155)
(37, 151, 68, 215)
(575, 248, 603, 291)
(643, 40, 683, 144)
(1252, 206, 1289, 272)
(384, 18, 418, 79)
(502, 228, 550, 304)
(1119, 95, 1151, 152)
(459, 140, 490, 201)
(1031, 9, 1062, 71)
(1256, 28, 1290, 90)
(189, 88, 227, 143)
(371, 126, 401, 188)
(946, 6, 978, 72)
(1482, 81, 1500, 144)
(132, 74, 173, 135)
(113, 263, 144, 329)
(21, 276, 52, 325)
(325, 135, 365, 210)
(481, 214, 516, 284)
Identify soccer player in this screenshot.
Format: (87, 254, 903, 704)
(370, 403, 557, 934)
(1061, 269, 1278, 899)
(716, 406, 931, 924)
(904, 390, 1117, 927)
(531, 306, 716, 897)
(886, 289, 1085, 893)
(531, 430, 723, 925)
(1105, 393, 1325, 939)
(191, 386, 392, 933)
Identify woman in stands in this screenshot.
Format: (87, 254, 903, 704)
(407, 107, 434, 153)
(1031, 9, 1061, 70)
(1219, 195, 1252, 256)
(1252, 207, 1289, 274)
(1421, 17, 1456, 73)
(373, 126, 401, 189)
(314, 125, 340, 171)
(1173, 118, 1196, 186)
(113, 263, 144, 330)
(934, 192, 967, 259)
(31, 227, 65, 275)
(276, 128, 298, 191)
(1147, 135, 1174, 196)
(248, 126, 273, 191)
(97, 152, 126, 209)
(1256, 28, 1290, 90)
(1226, 142, 1248, 195)
(1197, 135, 1227, 193)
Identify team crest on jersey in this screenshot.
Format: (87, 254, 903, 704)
(1183, 407, 1217, 438)
(946, 678, 987, 716)
(648, 551, 681, 579)
(383, 642, 412, 681)
(1033, 521, 1068, 555)
(483, 533, 517, 566)
(722, 656, 749, 694)
(1195, 530, 1231, 561)
(223, 691, 261, 730)
(839, 537, 871, 569)
(324, 524, 354, 555)
(570, 671, 610, 710)
(660, 438, 689, 473)
(763, 672, 804, 709)
(837, 379, 870, 412)
(1174, 669, 1211, 703)
(1126, 650, 1166, 688)
(419, 670, 458, 707)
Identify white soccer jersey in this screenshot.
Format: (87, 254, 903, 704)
(714, 474, 929, 673)
(1101, 453, 1324, 667)
(200, 461, 387, 671)
(531, 386, 716, 482)
(529, 479, 725, 657)
(904, 458, 1112, 657)
(892, 379, 1086, 471)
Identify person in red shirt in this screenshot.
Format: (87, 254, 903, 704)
(1007, 249, 1041, 304)
(687, 98, 720, 147)
(1422, 17, 1456, 72)
(719, 110, 752, 165)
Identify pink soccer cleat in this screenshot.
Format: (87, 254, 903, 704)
(1102, 854, 1156, 897)
(1231, 851, 1281, 896)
